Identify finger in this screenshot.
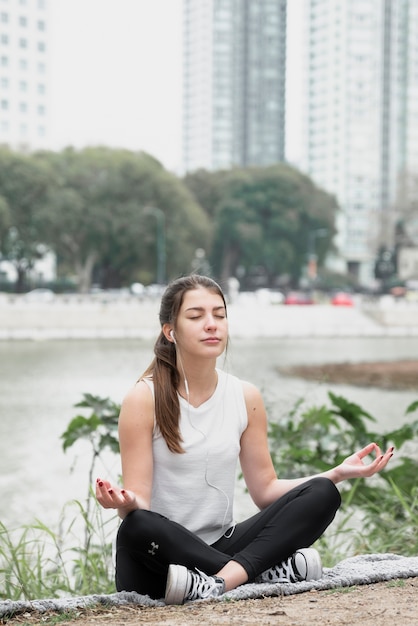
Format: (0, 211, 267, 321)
(355, 442, 378, 460)
(360, 442, 386, 460)
(95, 478, 110, 497)
(120, 489, 136, 505)
(363, 450, 393, 476)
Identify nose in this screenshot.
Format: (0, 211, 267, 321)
(205, 314, 217, 330)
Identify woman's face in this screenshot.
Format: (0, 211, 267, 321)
(173, 287, 228, 358)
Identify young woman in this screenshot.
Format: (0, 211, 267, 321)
(96, 274, 393, 605)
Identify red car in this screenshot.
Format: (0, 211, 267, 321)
(331, 292, 354, 306)
(284, 291, 314, 305)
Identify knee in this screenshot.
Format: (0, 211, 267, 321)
(117, 509, 153, 543)
(310, 477, 341, 511)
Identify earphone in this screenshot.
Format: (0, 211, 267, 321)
(168, 330, 231, 536)
(170, 329, 189, 395)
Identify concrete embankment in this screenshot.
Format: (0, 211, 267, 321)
(1, 293, 418, 340)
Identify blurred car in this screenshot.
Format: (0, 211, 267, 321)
(130, 282, 145, 296)
(24, 288, 55, 303)
(255, 288, 285, 304)
(331, 292, 354, 306)
(284, 291, 314, 305)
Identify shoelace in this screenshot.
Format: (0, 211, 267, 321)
(264, 557, 298, 583)
(186, 568, 223, 600)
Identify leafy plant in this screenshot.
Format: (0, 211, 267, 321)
(60, 393, 120, 556)
(268, 393, 418, 562)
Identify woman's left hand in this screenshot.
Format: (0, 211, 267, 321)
(336, 442, 394, 481)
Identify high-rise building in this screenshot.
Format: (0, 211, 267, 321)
(301, 0, 418, 284)
(0, 0, 49, 152)
(182, 0, 287, 173)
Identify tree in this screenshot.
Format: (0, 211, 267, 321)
(184, 164, 337, 287)
(0, 195, 11, 251)
(38, 148, 211, 292)
(0, 148, 52, 291)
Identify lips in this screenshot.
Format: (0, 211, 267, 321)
(202, 337, 220, 344)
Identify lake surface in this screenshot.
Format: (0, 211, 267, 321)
(1, 336, 418, 529)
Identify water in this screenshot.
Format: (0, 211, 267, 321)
(1, 336, 418, 529)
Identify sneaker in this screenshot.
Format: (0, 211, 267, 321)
(255, 548, 322, 584)
(165, 564, 225, 605)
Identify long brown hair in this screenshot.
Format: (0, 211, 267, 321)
(141, 275, 228, 453)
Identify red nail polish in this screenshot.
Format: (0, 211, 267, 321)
(121, 489, 126, 495)
(108, 489, 113, 494)
(98, 481, 103, 487)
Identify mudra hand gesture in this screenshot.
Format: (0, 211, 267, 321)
(337, 442, 394, 481)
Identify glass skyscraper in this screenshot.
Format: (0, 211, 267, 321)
(182, 0, 287, 173)
(302, 0, 418, 284)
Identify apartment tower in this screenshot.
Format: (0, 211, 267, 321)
(182, 0, 287, 173)
(302, 0, 418, 284)
(0, 0, 49, 151)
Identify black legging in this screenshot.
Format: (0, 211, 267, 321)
(115, 476, 341, 599)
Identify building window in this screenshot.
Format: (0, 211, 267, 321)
(1, 77, 8, 88)
(37, 61, 45, 73)
(1, 12, 8, 23)
(1, 98, 8, 109)
(19, 16, 27, 27)
(19, 101, 27, 112)
(37, 82, 45, 94)
(19, 122, 28, 135)
(1, 120, 9, 132)
(37, 124, 45, 137)
(37, 104, 45, 115)
(37, 41, 45, 52)
(19, 80, 27, 91)
(19, 38, 27, 48)
(37, 20, 45, 31)
(19, 58, 28, 70)
(1, 33, 9, 44)
(1, 55, 7, 66)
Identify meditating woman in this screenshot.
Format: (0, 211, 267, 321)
(96, 274, 393, 604)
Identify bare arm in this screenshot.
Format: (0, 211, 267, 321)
(239, 381, 394, 510)
(96, 380, 154, 519)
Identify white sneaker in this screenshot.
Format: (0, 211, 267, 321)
(255, 548, 322, 583)
(165, 564, 226, 605)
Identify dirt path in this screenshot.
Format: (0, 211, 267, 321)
(4, 579, 418, 625)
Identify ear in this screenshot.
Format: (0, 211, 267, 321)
(163, 324, 175, 343)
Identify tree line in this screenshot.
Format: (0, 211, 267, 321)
(0, 146, 338, 293)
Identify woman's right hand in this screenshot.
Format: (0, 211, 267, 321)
(95, 478, 139, 518)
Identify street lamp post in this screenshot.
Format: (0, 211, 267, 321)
(307, 228, 328, 281)
(144, 206, 166, 285)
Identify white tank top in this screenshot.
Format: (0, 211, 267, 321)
(145, 369, 248, 544)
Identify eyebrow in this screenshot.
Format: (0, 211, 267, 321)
(184, 306, 226, 313)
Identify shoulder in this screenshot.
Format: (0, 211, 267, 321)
(241, 379, 264, 405)
(122, 378, 154, 408)
(240, 379, 267, 425)
(119, 379, 155, 430)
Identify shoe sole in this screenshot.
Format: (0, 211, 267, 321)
(165, 564, 189, 605)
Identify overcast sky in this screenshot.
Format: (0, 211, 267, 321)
(49, 0, 303, 173)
